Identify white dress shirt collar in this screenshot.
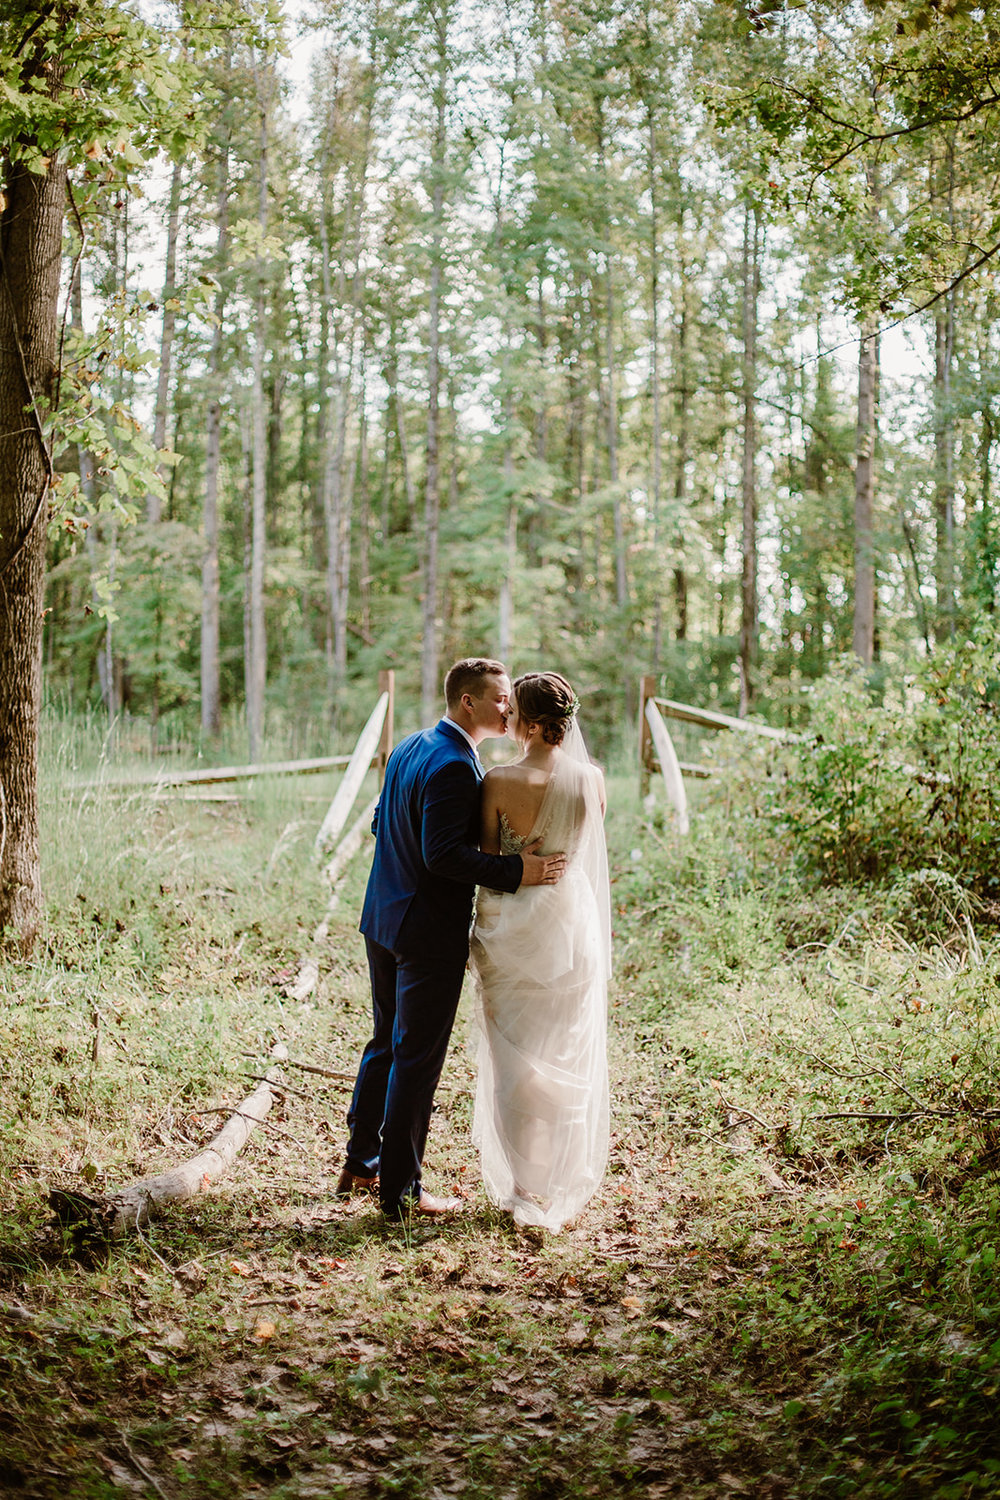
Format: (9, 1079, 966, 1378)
(441, 716, 480, 757)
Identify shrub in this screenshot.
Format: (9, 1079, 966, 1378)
(767, 631, 1000, 896)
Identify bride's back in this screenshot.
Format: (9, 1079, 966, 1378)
(484, 753, 598, 855)
(487, 761, 552, 843)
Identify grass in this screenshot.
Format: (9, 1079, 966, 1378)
(1, 732, 999, 1496)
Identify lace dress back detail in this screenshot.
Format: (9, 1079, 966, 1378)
(498, 810, 532, 854)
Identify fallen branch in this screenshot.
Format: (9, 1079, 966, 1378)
(241, 1071, 311, 1101)
(117, 1431, 170, 1500)
(281, 1057, 357, 1084)
(51, 1054, 286, 1240)
(715, 1088, 773, 1132)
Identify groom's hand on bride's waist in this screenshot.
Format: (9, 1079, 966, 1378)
(519, 839, 567, 886)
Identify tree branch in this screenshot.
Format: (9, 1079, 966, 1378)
(773, 77, 1000, 156)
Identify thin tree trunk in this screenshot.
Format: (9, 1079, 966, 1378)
(932, 140, 957, 642)
(596, 104, 626, 611)
(567, 286, 586, 600)
(357, 342, 372, 639)
(932, 298, 955, 639)
(528, 267, 548, 571)
(973, 309, 996, 612)
(853, 158, 881, 666)
(421, 9, 448, 721)
(386, 335, 416, 530)
(646, 98, 664, 666)
(247, 83, 270, 761)
(853, 320, 879, 664)
(673, 239, 691, 644)
(201, 132, 229, 738)
(499, 387, 516, 660)
(241, 410, 253, 720)
(738, 204, 760, 715)
(71, 257, 111, 710)
(147, 156, 183, 524)
(319, 141, 369, 694)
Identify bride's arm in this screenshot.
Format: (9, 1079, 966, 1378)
(479, 771, 502, 853)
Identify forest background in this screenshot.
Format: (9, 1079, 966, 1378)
(27, 0, 1000, 775)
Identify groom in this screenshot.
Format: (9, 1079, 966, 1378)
(336, 657, 567, 1219)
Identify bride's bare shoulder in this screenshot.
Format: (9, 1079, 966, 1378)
(483, 763, 521, 786)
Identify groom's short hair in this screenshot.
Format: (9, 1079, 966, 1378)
(444, 657, 506, 708)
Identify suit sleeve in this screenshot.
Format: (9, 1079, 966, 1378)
(421, 759, 523, 893)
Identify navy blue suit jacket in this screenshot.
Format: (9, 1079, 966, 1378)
(359, 720, 523, 960)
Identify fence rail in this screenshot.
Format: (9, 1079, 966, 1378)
(639, 675, 794, 831)
(75, 669, 396, 795)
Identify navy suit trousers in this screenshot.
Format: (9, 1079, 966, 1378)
(346, 936, 469, 1216)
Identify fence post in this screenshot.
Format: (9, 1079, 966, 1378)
(638, 674, 656, 798)
(377, 669, 394, 787)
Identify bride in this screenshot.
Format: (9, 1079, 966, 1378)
(469, 671, 611, 1231)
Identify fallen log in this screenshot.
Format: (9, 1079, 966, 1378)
(50, 1056, 285, 1244)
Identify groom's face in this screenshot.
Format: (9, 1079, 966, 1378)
(468, 673, 511, 739)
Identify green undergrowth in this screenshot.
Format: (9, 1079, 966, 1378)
(1, 745, 999, 1497)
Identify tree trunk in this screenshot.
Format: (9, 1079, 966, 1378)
(672, 238, 691, 645)
(853, 321, 879, 665)
(596, 103, 626, 611)
(646, 98, 664, 666)
(0, 147, 68, 950)
(246, 84, 270, 761)
(201, 134, 229, 739)
(933, 295, 956, 640)
(71, 256, 112, 711)
(738, 204, 760, 715)
(146, 156, 183, 525)
(386, 333, 416, 532)
(567, 286, 586, 601)
(931, 141, 957, 642)
(421, 9, 448, 722)
(357, 341, 372, 640)
(499, 387, 516, 661)
(853, 159, 881, 667)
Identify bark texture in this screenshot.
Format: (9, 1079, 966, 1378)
(853, 323, 879, 665)
(0, 153, 67, 950)
(739, 205, 760, 715)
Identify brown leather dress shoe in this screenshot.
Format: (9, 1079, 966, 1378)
(335, 1168, 378, 1199)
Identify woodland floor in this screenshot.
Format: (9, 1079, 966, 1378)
(1, 762, 999, 1499)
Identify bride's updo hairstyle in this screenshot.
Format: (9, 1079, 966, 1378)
(513, 672, 578, 746)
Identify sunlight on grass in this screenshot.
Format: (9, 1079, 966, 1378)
(2, 745, 999, 1496)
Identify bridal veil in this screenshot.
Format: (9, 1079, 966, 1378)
(470, 719, 611, 1230)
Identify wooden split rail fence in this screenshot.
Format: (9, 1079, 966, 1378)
(638, 674, 794, 836)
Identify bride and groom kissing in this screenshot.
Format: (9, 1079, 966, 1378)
(334, 657, 612, 1232)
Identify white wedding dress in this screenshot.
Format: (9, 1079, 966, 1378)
(470, 721, 611, 1231)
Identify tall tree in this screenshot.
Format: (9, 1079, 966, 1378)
(739, 201, 760, 710)
(0, 20, 68, 950)
(419, 0, 457, 719)
(0, 0, 239, 949)
(245, 59, 274, 761)
(147, 157, 183, 525)
(200, 118, 231, 738)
